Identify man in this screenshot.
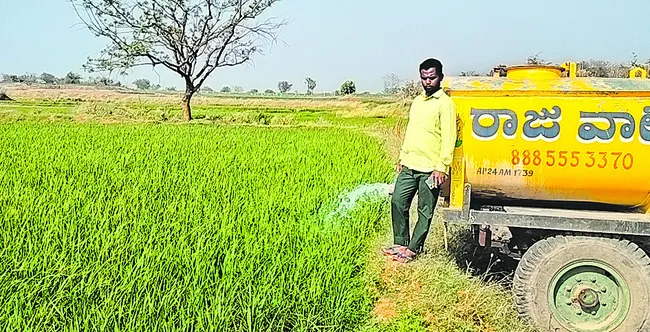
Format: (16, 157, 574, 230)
(383, 58, 457, 263)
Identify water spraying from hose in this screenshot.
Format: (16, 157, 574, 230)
(324, 182, 393, 221)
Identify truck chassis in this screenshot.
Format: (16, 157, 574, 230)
(441, 183, 650, 332)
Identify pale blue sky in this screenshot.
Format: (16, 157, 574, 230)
(1, 0, 648, 92)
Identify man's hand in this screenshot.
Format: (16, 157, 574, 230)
(396, 161, 403, 173)
(431, 171, 447, 187)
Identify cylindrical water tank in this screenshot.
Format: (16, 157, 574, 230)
(444, 64, 650, 212)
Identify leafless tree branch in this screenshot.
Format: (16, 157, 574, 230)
(69, 0, 285, 120)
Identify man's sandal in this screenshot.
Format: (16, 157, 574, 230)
(392, 252, 416, 263)
(381, 246, 404, 256)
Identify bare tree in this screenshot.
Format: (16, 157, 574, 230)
(305, 77, 316, 94)
(526, 52, 551, 65)
(399, 79, 422, 100)
(382, 73, 400, 94)
(577, 60, 629, 78)
(69, 0, 286, 120)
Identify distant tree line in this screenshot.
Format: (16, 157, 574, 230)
(3, 54, 648, 98)
(211, 77, 356, 96)
(0, 72, 176, 91)
(0, 71, 362, 96)
(1, 71, 122, 87)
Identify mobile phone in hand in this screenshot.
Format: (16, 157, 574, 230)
(425, 176, 437, 189)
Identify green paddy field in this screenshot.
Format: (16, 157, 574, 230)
(0, 86, 535, 331)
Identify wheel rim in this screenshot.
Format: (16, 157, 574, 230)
(549, 260, 631, 332)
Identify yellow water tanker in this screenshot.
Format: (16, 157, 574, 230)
(444, 64, 650, 213)
(438, 63, 650, 332)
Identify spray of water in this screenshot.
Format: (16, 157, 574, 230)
(324, 182, 393, 222)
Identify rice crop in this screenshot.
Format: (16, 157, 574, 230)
(0, 123, 393, 331)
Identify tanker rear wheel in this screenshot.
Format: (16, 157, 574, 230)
(513, 235, 650, 332)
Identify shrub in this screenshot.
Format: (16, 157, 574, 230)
(340, 80, 356, 95)
(64, 72, 82, 84)
(40, 73, 58, 84)
(277, 81, 292, 93)
(93, 77, 121, 86)
(2, 74, 19, 83)
(133, 79, 152, 90)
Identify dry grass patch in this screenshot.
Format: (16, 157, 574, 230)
(361, 210, 538, 332)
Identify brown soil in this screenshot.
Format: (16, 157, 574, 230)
(379, 255, 399, 284)
(372, 298, 397, 321)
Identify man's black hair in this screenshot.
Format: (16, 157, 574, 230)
(419, 58, 443, 74)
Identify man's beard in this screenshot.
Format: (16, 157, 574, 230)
(423, 85, 440, 95)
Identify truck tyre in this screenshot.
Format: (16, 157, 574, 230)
(513, 235, 650, 332)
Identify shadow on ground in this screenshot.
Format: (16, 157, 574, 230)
(441, 223, 520, 289)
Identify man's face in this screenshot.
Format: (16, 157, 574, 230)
(420, 67, 442, 94)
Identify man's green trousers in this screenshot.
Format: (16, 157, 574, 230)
(390, 166, 440, 253)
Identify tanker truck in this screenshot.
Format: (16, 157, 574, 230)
(438, 63, 650, 332)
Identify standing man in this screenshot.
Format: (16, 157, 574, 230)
(383, 58, 457, 263)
